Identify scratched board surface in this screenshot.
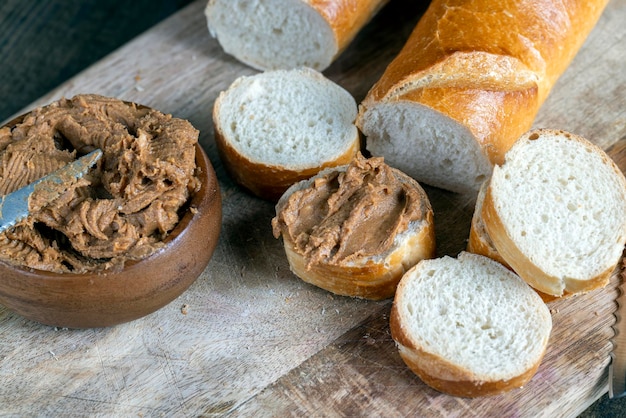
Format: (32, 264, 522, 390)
(1, 0, 626, 416)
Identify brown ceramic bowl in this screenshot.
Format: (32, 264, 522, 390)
(0, 109, 222, 328)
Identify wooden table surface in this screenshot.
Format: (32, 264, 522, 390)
(1, 0, 626, 416)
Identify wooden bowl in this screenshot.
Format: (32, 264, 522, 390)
(0, 111, 222, 328)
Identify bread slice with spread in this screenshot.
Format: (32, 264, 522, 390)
(272, 154, 435, 300)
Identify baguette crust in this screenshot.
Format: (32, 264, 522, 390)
(363, 0, 608, 106)
(281, 213, 434, 299)
(467, 182, 510, 267)
(308, 0, 390, 65)
(274, 163, 435, 300)
(357, 0, 609, 193)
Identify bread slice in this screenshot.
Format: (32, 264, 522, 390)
(205, 0, 388, 71)
(467, 180, 570, 303)
(390, 252, 552, 397)
(356, 0, 609, 194)
(482, 129, 626, 297)
(213, 67, 360, 201)
(272, 155, 435, 300)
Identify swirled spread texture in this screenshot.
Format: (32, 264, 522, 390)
(0, 94, 200, 273)
(272, 154, 425, 268)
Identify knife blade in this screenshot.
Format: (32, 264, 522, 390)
(0, 149, 102, 234)
(610, 258, 626, 398)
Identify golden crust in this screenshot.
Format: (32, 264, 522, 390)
(396, 342, 544, 398)
(213, 124, 360, 201)
(358, 0, 609, 167)
(282, 210, 435, 300)
(467, 217, 508, 268)
(364, 0, 609, 105)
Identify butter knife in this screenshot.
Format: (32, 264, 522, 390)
(0, 149, 102, 234)
(610, 261, 626, 398)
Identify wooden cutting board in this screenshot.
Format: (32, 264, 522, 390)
(1, 0, 625, 416)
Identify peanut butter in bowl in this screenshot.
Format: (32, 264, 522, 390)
(0, 94, 202, 273)
(0, 94, 222, 328)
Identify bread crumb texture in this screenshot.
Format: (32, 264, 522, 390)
(491, 129, 626, 281)
(395, 252, 551, 382)
(216, 67, 357, 168)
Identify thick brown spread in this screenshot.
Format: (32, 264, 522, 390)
(272, 154, 425, 268)
(0, 94, 200, 273)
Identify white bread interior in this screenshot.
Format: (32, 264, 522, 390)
(359, 100, 492, 193)
(390, 252, 552, 397)
(213, 67, 360, 200)
(483, 129, 626, 297)
(274, 163, 435, 300)
(205, 0, 388, 71)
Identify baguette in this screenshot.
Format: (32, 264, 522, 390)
(213, 67, 360, 201)
(356, 0, 609, 194)
(481, 129, 626, 297)
(390, 252, 552, 397)
(205, 0, 389, 71)
(272, 154, 435, 300)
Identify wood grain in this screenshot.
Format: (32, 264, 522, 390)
(1, 0, 625, 416)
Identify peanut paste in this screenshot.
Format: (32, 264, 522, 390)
(0, 94, 200, 273)
(272, 154, 424, 268)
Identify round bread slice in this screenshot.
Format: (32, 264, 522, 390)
(272, 154, 435, 300)
(390, 252, 552, 397)
(213, 67, 360, 201)
(482, 129, 626, 297)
